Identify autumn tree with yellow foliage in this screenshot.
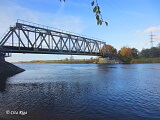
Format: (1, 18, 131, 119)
(119, 47, 132, 63)
(119, 47, 138, 63)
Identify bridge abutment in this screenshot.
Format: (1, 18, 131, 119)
(0, 53, 25, 78)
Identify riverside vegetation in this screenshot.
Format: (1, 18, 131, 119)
(20, 57, 99, 64)
(18, 43, 160, 64)
(101, 44, 160, 64)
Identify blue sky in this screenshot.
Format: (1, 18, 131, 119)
(0, 0, 160, 62)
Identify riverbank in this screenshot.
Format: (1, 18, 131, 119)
(0, 60, 25, 78)
(14, 58, 160, 64)
(17, 59, 98, 64)
(16, 58, 122, 64)
(131, 57, 160, 63)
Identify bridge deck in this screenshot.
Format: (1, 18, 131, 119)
(0, 46, 102, 56)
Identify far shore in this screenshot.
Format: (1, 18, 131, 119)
(131, 57, 160, 64)
(13, 59, 99, 64)
(13, 57, 160, 64)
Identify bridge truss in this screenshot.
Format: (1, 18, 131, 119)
(0, 20, 106, 56)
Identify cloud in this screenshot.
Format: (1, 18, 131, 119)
(144, 26, 160, 33)
(131, 33, 160, 49)
(0, 0, 85, 37)
(136, 26, 160, 35)
(135, 25, 160, 43)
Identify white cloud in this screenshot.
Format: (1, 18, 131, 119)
(136, 26, 160, 35)
(131, 33, 160, 50)
(144, 26, 160, 33)
(0, 0, 85, 37)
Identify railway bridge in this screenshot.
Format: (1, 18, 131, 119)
(0, 20, 107, 58)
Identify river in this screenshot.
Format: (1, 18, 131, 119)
(0, 63, 160, 120)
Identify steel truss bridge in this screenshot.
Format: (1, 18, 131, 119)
(0, 20, 107, 57)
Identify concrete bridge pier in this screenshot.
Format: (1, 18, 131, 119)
(0, 53, 25, 78)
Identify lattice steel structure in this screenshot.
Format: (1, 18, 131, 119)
(0, 20, 106, 56)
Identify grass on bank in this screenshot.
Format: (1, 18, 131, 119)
(131, 57, 160, 63)
(24, 59, 99, 64)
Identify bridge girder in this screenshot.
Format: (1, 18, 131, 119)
(0, 22, 106, 56)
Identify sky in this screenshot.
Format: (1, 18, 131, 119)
(0, 0, 160, 62)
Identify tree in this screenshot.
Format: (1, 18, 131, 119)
(90, 57, 93, 60)
(101, 44, 117, 55)
(140, 47, 160, 58)
(150, 47, 159, 58)
(120, 47, 132, 58)
(119, 47, 132, 63)
(140, 48, 150, 58)
(60, 0, 108, 26)
(131, 48, 139, 59)
(65, 58, 68, 61)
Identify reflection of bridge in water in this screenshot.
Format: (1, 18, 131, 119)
(0, 20, 107, 57)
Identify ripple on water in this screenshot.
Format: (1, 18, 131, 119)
(0, 63, 160, 120)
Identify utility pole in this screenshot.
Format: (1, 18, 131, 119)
(150, 32, 155, 48)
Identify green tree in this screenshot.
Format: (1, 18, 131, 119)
(140, 48, 150, 58)
(150, 47, 159, 58)
(131, 48, 139, 59)
(140, 47, 160, 58)
(90, 57, 93, 60)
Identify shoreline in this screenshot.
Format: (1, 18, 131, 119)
(13, 57, 160, 64)
(13, 58, 122, 64)
(14, 62, 160, 64)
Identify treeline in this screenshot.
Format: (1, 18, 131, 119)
(101, 44, 160, 63)
(139, 47, 160, 58)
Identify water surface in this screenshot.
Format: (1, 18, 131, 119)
(0, 63, 160, 120)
